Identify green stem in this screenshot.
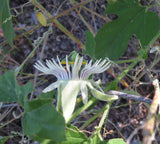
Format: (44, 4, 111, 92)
(98, 102, 111, 128)
(15, 25, 52, 76)
(67, 97, 98, 123)
(80, 100, 140, 129)
(75, 8, 95, 35)
(105, 31, 160, 92)
(56, 87, 61, 112)
(95, 102, 112, 141)
(0, 24, 41, 48)
(115, 58, 137, 64)
(1, 0, 93, 48)
(54, 19, 85, 50)
(69, 0, 95, 35)
(15, 44, 38, 76)
(0, 112, 24, 129)
(31, 0, 88, 50)
(80, 103, 110, 129)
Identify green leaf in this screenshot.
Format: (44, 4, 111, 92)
(62, 125, 88, 144)
(137, 48, 148, 59)
(0, 136, 10, 144)
(38, 90, 55, 99)
(70, 51, 78, 61)
(95, 0, 160, 60)
(88, 136, 126, 144)
(0, 70, 33, 106)
(87, 134, 103, 144)
(0, 0, 15, 46)
(22, 99, 66, 143)
(105, 81, 118, 91)
(106, 138, 126, 144)
(85, 31, 96, 58)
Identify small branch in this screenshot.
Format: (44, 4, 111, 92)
(0, 112, 24, 129)
(95, 102, 112, 141)
(107, 90, 152, 104)
(1, 0, 92, 49)
(31, 0, 87, 50)
(54, 0, 94, 19)
(15, 25, 52, 76)
(127, 124, 145, 144)
(0, 25, 41, 48)
(142, 79, 160, 144)
(1, 103, 18, 108)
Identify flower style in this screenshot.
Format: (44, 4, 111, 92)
(34, 54, 118, 122)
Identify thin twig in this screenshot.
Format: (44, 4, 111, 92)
(0, 0, 92, 49)
(82, 4, 111, 22)
(30, 32, 49, 99)
(107, 90, 152, 104)
(1, 103, 18, 108)
(0, 112, 24, 129)
(31, 0, 88, 50)
(127, 124, 145, 144)
(142, 79, 160, 144)
(108, 119, 126, 141)
(0, 106, 15, 121)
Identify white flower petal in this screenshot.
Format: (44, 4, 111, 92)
(43, 80, 63, 93)
(90, 80, 103, 92)
(66, 55, 71, 79)
(61, 80, 81, 122)
(72, 54, 83, 79)
(34, 61, 51, 74)
(80, 82, 88, 104)
(80, 58, 111, 79)
(72, 54, 79, 78)
(57, 56, 69, 79)
(87, 82, 118, 101)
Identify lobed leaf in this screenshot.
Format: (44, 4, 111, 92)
(0, 0, 15, 46)
(85, 31, 96, 58)
(22, 99, 66, 143)
(62, 125, 88, 144)
(94, 0, 160, 60)
(0, 70, 33, 106)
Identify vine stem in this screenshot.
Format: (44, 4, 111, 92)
(80, 103, 109, 129)
(56, 87, 62, 112)
(66, 97, 98, 124)
(0, 112, 24, 129)
(30, 0, 88, 50)
(0, 0, 92, 48)
(143, 79, 160, 144)
(15, 25, 52, 76)
(105, 31, 160, 92)
(95, 102, 112, 141)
